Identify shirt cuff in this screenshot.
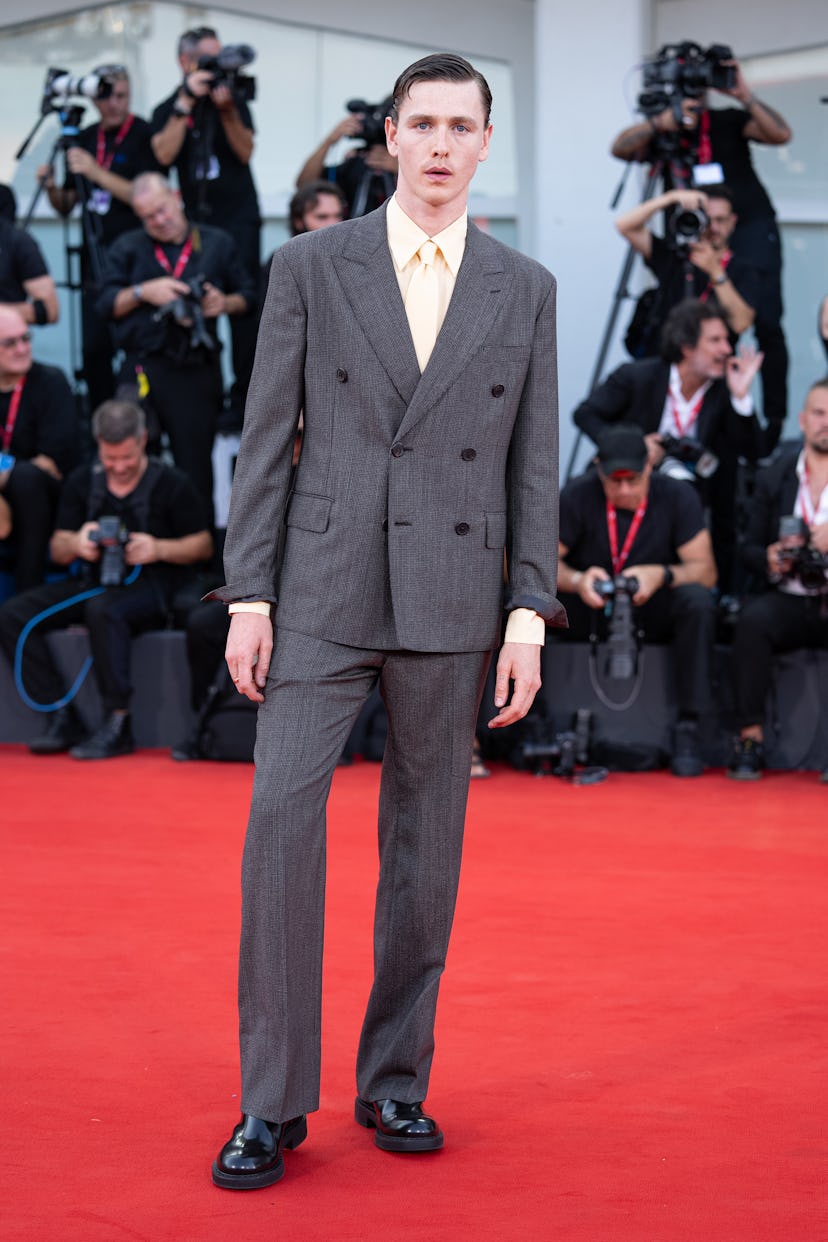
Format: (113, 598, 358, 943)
(731, 393, 754, 416)
(504, 608, 545, 645)
(228, 601, 272, 616)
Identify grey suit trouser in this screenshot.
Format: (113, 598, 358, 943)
(237, 626, 493, 1123)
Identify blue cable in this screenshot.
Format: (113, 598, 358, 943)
(14, 566, 142, 713)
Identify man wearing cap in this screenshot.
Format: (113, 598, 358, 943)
(555, 422, 717, 775)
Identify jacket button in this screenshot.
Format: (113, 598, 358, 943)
(382, 518, 388, 531)
(455, 522, 470, 536)
(336, 368, 348, 382)
(460, 448, 476, 461)
(391, 443, 405, 458)
(491, 383, 505, 397)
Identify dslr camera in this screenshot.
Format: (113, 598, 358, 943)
(669, 203, 710, 252)
(638, 40, 737, 117)
(153, 272, 216, 354)
(776, 515, 828, 591)
(345, 98, 392, 148)
(42, 65, 116, 113)
(658, 433, 719, 480)
(594, 575, 640, 680)
(196, 44, 256, 102)
(90, 516, 129, 586)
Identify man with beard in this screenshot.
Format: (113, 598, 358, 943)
(728, 379, 828, 780)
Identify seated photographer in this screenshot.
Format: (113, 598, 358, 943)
(617, 185, 759, 357)
(0, 306, 77, 593)
(556, 423, 717, 776)
(0, 184, 59, 328)
(573, 299, 762, 591)
(289, 181, 347, 237)
(96, 172, 256, 524)
(0, 398, 212, 759)
(728, 378, 828, 781)
(295, 101, 398, 218)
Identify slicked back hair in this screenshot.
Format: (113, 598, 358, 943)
(390, 53, 492, 126)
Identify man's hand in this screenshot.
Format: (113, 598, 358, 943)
(645, 432, 666, 467)
(125, 532, 158, 565)
(688, 237, 721, 278)
(225, 612, 273, 704)
(624, 565, 664, 606)
(184, 69, 213, 99)
(576, 565, 612, 609)
(30, 454, 61, 480)
(65, 146, 98, 181)
(362, 145, 398, 174)
(810, 521, 828, 556)
(77, 521, 101, 562)
(138, 276, 191, 307)
(726, 344, 764, 402)
(200, 281, 227, 318)
(487, 641, 541, 730)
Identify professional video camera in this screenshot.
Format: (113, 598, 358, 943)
(638, 40, 737, 119)
(90, 516, 129, 586)
(41, 65, 116, 114)
(196, 44, 256, 102)
(594, 575, 640, 680)
(153, 272, 216, 355)
(345, 98, 392, 148)
(658, 433, 719, 480)
(776, 516, 828, 591)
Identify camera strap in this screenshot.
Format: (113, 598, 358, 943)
(606, 499, 647, 575)
(95, 114, 134, 169)
(1, 374, 26, 453)
(153, 233, 194, 279)
(85, 457, 164, 533)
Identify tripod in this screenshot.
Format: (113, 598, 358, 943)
(350, 158, 396, 219)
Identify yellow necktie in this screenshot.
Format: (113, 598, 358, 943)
(405, 239, 440, 372)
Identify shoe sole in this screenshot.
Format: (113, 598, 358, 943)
(354, 1098, 444, 1152)
(727, 769, 763, 781)
(211, 1115, 307, 1190)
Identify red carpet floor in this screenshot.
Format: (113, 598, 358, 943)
(2, 747, 826, 1241)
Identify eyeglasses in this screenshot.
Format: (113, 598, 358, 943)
(0, 332, 32, 349)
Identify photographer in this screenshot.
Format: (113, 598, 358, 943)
(728, 379, 828, 780)
(0, 306, 77, 592)
(573, 299, 762, 591)
(557, 423, 717, 775)
(36, 65, 158, 409)
(0, 398, 211, 759)
(96, 173, 256, 524)
(151, 26, 261, 424)
(0, 184, 59, 327)
(610, 45, 791, 444)
(295, 100, 398, 217)
(617, 185, 759, 356)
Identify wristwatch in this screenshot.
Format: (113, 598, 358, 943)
(713, 272, 728, 286)
(132, 284, 143, 303)
(662, 565, 675, 588)
(172, 101, 191, 118)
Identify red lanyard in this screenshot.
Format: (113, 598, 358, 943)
(697, 109, 713, 164)
(153, 234, 193, 279)
(95, 115, 134, 170)
(796, 462, 823, 528)
(668, 391, 704, 438)
(2, 375, 26, 453)
(606, 498, 647, 575)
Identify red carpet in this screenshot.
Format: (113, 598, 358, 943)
(2, 747, 826, 1240)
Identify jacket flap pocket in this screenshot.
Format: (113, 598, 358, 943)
(286, 492, 332, 533)
(485, 510, 507, 549)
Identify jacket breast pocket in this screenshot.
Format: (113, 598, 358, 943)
(285, 491, 332, 533)
(485, 511, 507, 549)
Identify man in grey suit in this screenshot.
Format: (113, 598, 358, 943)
(209, 53, 564, 1189)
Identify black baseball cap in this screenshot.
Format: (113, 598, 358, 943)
(596, 424, 647, 476)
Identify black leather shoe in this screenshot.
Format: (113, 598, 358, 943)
(212, 1113, 307, 1189)
(355, 1097, 444, 1152)
(70, 712, 135, 760)
(28, 705, 85, 755)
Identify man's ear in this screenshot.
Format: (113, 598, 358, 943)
(384, 115, 398, 157)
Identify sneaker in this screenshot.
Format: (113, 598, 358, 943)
(727, 736, 764, 781)
(70, 712, 135, 760)
(28, 705, 85, 755)
(670, 720, 703, 777)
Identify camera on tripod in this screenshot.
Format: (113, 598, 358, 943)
(41, 65, 115, 113)
(669, 204, 710, 252)
(196, 44, 256, 103)
(345, 98, 392, 148)
(594, 575, 640, 680)
(90, 516, 129, 586)
(776, 515, 828, 591)
(638, 41, 737, 117)
(658, 433, 719, 479)
(153, 272, 216, 354)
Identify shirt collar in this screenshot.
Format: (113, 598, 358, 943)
(669, 363, 711, 409)
(386, 194, 467, 277)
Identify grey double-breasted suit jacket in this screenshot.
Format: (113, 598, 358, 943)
(213, 201, 564, 651)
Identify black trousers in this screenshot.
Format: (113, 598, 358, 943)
(557, 582, 716, 717)
(0, 462, 60, 592)
(731, 590, 828, 728)
(0, 577, 169, 717)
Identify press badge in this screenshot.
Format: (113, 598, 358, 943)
(195, 155, 221, 181)
(692, 163, 725, 187)
(89, 188, 112, 214)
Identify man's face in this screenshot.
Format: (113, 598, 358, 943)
(682, 319, 732, 380)
(133, 184, 187, 244)
(385, 78, 491, 219)
(300, 192, 345, 232)
(96, 76, 131, 129)
(0, 310, 33, 382)
(800, 387, 828, 455)
(599, 466, 651, 511)
(98, 434, 147, 490)
(705, 197, 736, 249)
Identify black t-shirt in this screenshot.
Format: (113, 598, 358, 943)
(63, 114, 159, 249)
(0, 361, 77, 473)
(560, 470, 705, 572)
(96, 224, 257, 358)
(643, 233, 761, 349)
(57, 458, 206, 593)
(151, 92, 260, 229)
(0, 220, 49, 302)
